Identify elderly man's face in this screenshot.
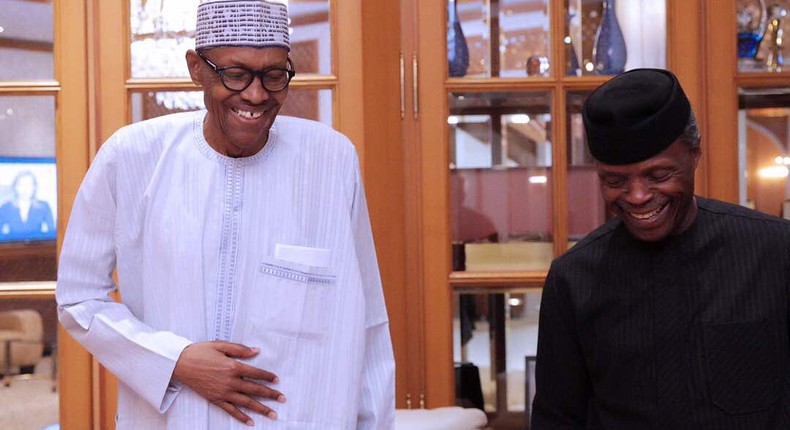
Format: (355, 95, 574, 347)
(596, 139, 701, 242)
(187, 46, 289, 157)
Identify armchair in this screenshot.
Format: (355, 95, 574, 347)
(0, 309, 45, 386)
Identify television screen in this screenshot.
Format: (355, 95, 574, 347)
(0, 157, 57, 243)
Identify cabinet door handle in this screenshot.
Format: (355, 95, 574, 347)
(412, 53, 419, 120)
(399, 51, 406, 120)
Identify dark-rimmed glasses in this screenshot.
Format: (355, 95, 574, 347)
(198, 52, 296, 92)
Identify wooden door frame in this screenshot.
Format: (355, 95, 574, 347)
(702, 0, 741, 203)
(57, 0, 94, 428)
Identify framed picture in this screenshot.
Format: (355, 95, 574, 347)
(783, 200, 790, 221)
(0, 157, 57, 243)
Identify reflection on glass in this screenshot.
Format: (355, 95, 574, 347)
(0, 298, 59, 427)
(750, 1, 790, 73)
(0, 0, 54, 80)
(129, 0, 332, 78)
(288, 1, 332, 75)
(131, 88, 333, 125)
(453, 290, 540, 420)
(0, 96, 55, 158)
(280, 88, 333, 124)
(737, 0, 768, 72)
(452, 0, 550, 78)
(566, 0, 666, 76)
(449, 92, 553, 272)
(130, 0, 198, 78)
(566, 91, 607, 246)
(130, 91, 203, 122)
(738, 88, 790, 219)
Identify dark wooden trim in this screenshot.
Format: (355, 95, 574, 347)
(0, 38, 53, 52)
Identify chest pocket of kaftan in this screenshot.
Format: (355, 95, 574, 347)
(702, 319, 780, 414)
(256, 259, 336, 341)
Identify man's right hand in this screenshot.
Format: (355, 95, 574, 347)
(172, 341, 286, 426)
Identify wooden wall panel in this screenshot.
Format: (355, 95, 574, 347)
(56, 0, 93, 427)
(668, 0, 708, 196)
(360, 0, 408, 408)
(703, 0, 740, 202)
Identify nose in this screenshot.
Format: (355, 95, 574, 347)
(622, 178, 653, 206)
(239, 75, 270, 104)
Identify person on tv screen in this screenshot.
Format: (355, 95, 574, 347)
(0, 170, 55, 241)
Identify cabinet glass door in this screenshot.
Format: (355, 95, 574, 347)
(738, 88, 790, 218)
(129, 0, 336, 126)
(0, 1, 60, 428)
(443, 1, 667, 427)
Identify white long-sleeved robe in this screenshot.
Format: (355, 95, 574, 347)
(56, 111, 395, 429)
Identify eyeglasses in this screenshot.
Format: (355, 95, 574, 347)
(198, 52, 296, 92)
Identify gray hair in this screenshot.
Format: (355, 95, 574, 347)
(678, 110, 701, 150)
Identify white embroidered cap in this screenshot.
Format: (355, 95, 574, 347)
(195, 0, 290, 51)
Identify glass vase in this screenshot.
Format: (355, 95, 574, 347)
(592, 0, 627, 75)
(737, 0, 767, 59)
(565, 11, 581, 76)
(447, 0, 470, 78)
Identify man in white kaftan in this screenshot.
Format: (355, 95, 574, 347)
(56, 1, 394, 429)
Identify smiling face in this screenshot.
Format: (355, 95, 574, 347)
(597, 139, 701, 242)
(187, 46, 289, 157)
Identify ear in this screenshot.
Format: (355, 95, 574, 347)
(690, 145, 702, 169)
(185, 50, 203, 86)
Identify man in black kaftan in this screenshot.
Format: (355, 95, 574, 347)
(531, 69, 790, 429)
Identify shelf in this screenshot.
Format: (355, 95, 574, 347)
(450, 271, 547, 290)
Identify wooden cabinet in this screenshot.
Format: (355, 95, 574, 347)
(396, 0, 708, 427)
(706, 0, 790, 217)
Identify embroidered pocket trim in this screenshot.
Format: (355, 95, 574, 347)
(259, 262, 336, 285)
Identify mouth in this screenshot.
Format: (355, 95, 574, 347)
(625, 202, 668, 222)
(232, 108, 265, 121)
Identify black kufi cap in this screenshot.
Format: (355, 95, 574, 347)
(582, 68, 691, 165)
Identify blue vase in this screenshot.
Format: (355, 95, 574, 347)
(736, 0, 767, 59)
(447, 0, 470, 77)
(592, 0, 627, 75)
(566, 12, 581, 76)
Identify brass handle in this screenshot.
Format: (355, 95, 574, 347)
(399, 51, 406, 120)
(419, 393, 426, 409)
(412, 53, 419, 120)
(405, 393, 413, 409)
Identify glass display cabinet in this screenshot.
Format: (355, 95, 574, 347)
(431, 0, 668, 427)
(0, 1, 69, 428)
(735, 0, 790, 220)
(434, 2, 789, 428)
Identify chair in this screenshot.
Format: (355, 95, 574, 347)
(395, 407, 488, 430)
(0, 309, 45, 386)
